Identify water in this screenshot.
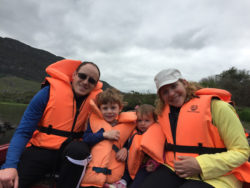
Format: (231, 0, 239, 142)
(0, 103, 27, 144)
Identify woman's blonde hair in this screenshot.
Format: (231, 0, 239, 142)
(155, 79, 202, 115)
(96, 88, 124, 108)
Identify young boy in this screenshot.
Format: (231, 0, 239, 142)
(114, 104, 160, 188)
(80, 88, 137, 188)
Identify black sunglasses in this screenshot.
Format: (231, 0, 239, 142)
(77, 73, 97, 85)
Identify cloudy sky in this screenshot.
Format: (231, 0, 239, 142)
(1, 0, 250, 92)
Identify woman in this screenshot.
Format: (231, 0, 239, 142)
(140, 68, 250, 188)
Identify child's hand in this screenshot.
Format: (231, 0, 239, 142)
(145, 159, 160, 172)
(103, 130, 120, 140)
(146, 162, 155, 172)
(116, 148, 127, 162)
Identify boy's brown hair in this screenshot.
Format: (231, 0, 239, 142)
(136, 104, 157, 122)
(96, 88, 124, 108)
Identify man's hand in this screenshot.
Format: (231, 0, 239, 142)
(116, 148, 127, 162)
(174, 156, 201, 178)
(103, 130, 120, 140)
(0, 168, 19, 188)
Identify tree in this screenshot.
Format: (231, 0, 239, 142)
(218, 67, 250, 106)
(123, 91, 157, 111)
(199, 67, 250, 107)
(200, 76, 219, 88)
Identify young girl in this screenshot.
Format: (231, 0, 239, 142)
(114, 104, 161, 188)
(80, 88, 137, 188)
(140, 68, 250, 188)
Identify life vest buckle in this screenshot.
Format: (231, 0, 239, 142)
(47, 125, 53, 135)
(37, 125, 84, 138)
(165, 141, 227, 155)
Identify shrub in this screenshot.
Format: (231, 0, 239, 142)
(237, 108, 250, 122)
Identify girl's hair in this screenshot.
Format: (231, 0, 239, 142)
(136, 104, 157, 122)
(96, 88, 123, 107)
(155, 79, 202, 115)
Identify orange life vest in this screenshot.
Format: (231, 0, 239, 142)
(127, 130, 144, 180)
(197, 89, 250, 138)
(158, 88, 250, 182)
(127, 123, 165, 179)
(140, 123, 165, 164)
(81, 101, 137, 187)
(28, 59, 103, 149)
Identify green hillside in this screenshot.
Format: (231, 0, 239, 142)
(0, 76, 40, 92)
(0, 75, 114, 104)
(0, 76, 40, 103)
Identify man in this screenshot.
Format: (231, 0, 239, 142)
(0, 59, 102, 188)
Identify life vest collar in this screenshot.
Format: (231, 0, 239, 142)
(195, 88, 231, 102)
(46, 59, 82, 83)
(46, 59, 103, 91)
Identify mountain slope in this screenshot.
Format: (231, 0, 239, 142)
(0, 36, 114, 103)
(0, 37, 64, 82)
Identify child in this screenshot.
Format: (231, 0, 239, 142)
(80, 88, 137, 188)
(115, 104, 160, 188)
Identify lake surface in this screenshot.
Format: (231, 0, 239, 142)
(0, 103, 27, 144)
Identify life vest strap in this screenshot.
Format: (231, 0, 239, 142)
(112, 144, 120, 153)
(92, 167, 111, 175)
(37, 125, 84, 139)
(127, 131, 140, 149)
(165, 142, 227, 155)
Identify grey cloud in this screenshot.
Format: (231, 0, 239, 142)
(0, 0, 41, 42)
(1, 0, 250, 92)
(169, 28, 208, 50)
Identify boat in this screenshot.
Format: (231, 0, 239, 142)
(1, 143, 250, 188)
(0, 143, 55, 188)
(0, 143, 9, 165)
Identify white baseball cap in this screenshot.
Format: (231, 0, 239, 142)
(154, 68, 183, 92)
